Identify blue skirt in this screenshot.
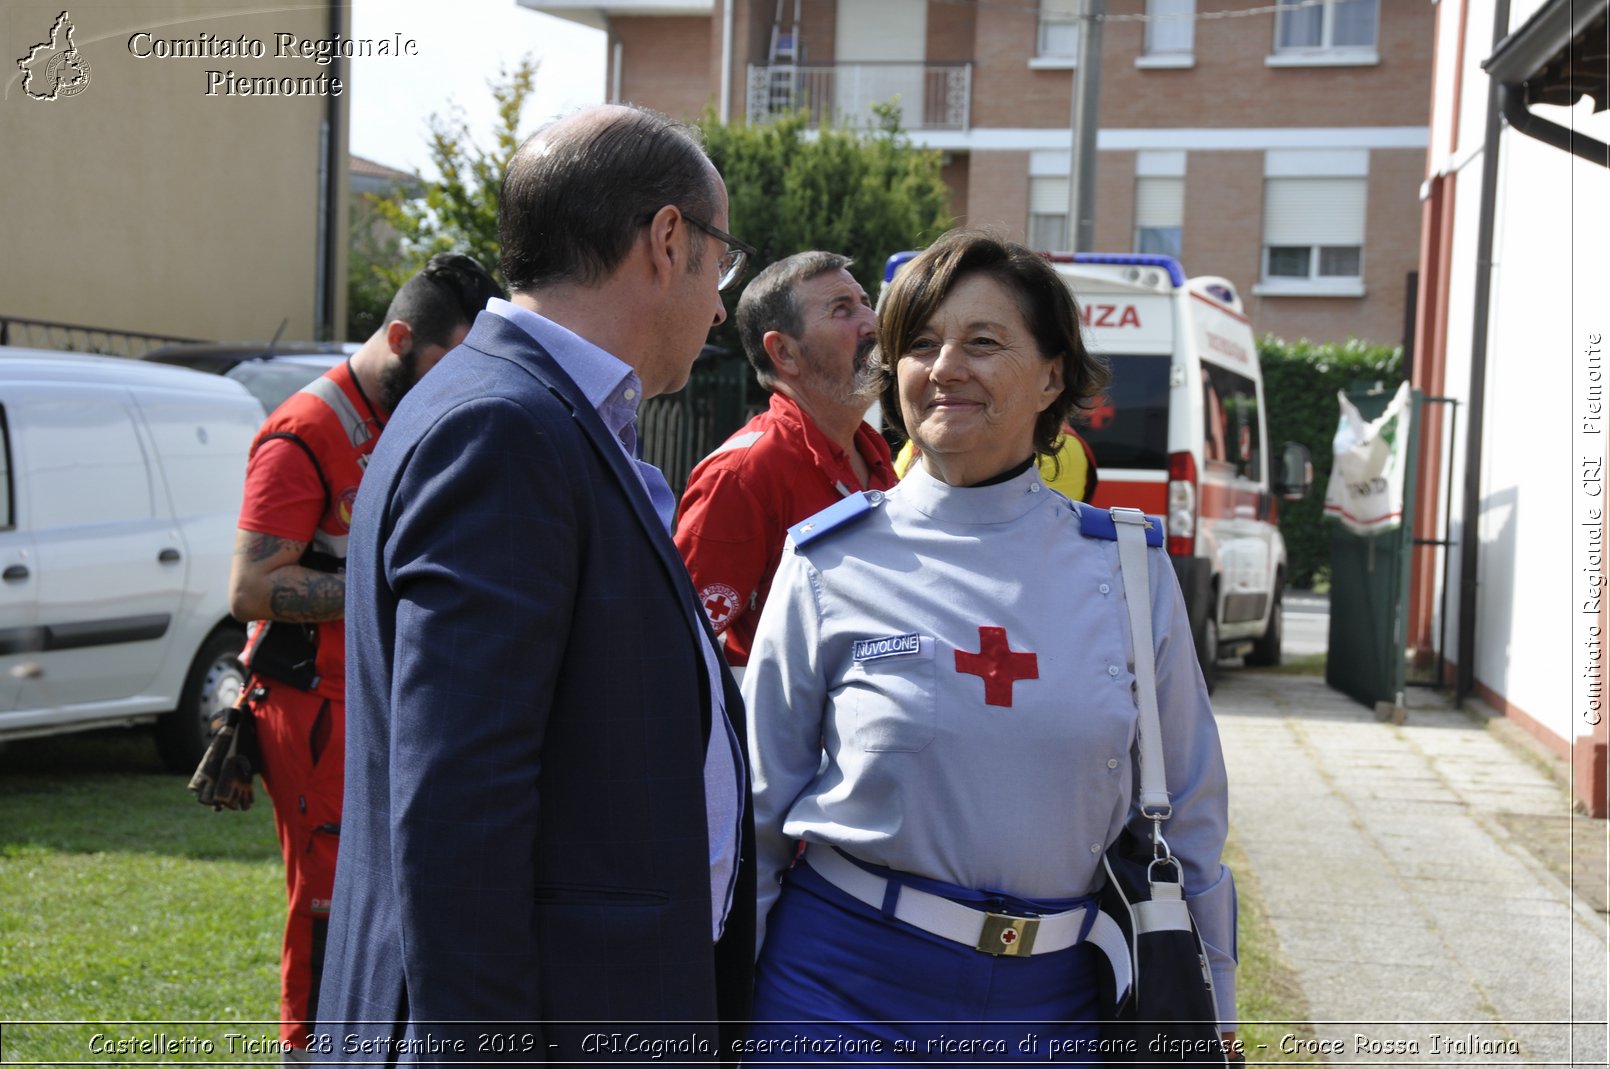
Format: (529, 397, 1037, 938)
(747, 855, 1103, 1065)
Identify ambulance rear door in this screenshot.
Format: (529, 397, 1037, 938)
(1187, 288, 1277, 644)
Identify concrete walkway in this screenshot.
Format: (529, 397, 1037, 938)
(1214, 669, 1609, 1066)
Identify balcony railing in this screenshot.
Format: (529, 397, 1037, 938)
(746, 62, 971, 132)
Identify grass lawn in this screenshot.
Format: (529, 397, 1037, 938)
(1222, 833, 1319, 1064)
(1, 721, 1318, 1066)
(0, 728, 285, 1065)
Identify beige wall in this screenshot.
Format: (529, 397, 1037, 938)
(945, 141, 1420, 347)
(963, 150, 1030, 236)
(613, 15, 714, 120)
(940, 153, 970, 227)
(1179, 151, 1265, 284)
(608, 0, 1430, 348)
(967, 0, 1434, 131)
(0, 0, 349, 345)
(1092, 150, 1137, 253)
(1245, 147, 1424, 348)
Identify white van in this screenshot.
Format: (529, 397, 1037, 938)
(1044, 254, 1311, 688)
(0, 349, 262, 768)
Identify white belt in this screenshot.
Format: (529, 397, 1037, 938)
(807, 848, 1132, 998)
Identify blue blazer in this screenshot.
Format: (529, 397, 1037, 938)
(315, 312, 754, 1064)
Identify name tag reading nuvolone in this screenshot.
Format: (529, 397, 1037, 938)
(852, 633, 923, 663)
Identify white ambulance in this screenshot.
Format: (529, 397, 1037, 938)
(1048, 254, 1311, 688)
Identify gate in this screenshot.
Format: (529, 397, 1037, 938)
(639, 351, 765, 494)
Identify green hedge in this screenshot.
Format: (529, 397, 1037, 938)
(1260, 336, 1403, 589)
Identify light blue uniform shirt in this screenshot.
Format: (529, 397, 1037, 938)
(488, 299, 743, 940)
(744, 463, 1237, 1022)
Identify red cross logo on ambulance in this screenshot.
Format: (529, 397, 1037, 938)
(701, 584, 741, 632)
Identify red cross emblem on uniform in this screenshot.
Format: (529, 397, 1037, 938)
(999, 927, 1019, 946)
(700, 584, 741, 631)
(954, 626, 1039, 708)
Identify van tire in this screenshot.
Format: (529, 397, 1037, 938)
(1245, 579, 1284, 667)
(154, 627, 247, 774)
(1197, 614, 1219, 694)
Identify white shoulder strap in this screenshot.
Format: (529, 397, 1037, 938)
(1110, 507, 1171, 818)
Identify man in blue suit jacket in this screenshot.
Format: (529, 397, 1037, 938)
(314, 105, 755, 1066)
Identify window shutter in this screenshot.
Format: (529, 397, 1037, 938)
(1135, 177, 1184, 228)
(1030, 176, 1071, 214)
(1145, 0, 1195, 54)
(1039, 0, 1081, 55)
(1263, 177, 1365, 245)
(1042, 0, 1081, 22)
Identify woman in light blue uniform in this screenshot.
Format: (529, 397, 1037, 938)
(742, 230, 1237, 1063)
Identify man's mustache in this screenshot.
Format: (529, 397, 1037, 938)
(854, 336, 878, 368)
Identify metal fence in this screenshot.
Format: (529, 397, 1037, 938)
(640, 353, 766, 494)
(0, 315, 203, 358)
(746, 62, 971, 131)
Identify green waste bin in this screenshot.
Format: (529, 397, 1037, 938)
(1325, 386, 1421, 713)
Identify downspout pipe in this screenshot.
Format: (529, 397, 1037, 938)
(1456, 0, 1510, 704)
(720, 0, 734, 123)
(318, 0, 345, 341)
(1498, 82, 1610, 167)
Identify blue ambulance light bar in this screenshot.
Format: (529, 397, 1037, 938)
(883, 250, 919, 284)
(1046, 253, 1188, 287)
(884, 249, 1187, 288)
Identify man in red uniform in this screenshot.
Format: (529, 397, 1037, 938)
(676, 251, 897, 668)
(226, 252, 502, 1063)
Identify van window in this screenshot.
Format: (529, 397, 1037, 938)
(1201, 362, 1262, 481)
(0, 406, 13, 530)
(1080, 354, 1170, 470)
(19, 397, 155, 528)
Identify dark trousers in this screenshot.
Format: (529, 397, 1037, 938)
(749, 856, 1102, 1064)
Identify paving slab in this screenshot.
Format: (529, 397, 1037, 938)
(1214, 669, 1608, 1066)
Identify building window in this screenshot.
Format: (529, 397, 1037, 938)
(1261, 175, 1366, 294)
(1038, 0, 1081, 60)
(1264, 245, 1362, 280)
(1274, 0, 1377, 54)
(1134, 176, 1184, 259)
(1029, 176, 1069, 251)
(1144, 0, 1195, 57)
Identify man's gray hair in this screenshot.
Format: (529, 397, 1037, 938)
(735, 251, 853, 389)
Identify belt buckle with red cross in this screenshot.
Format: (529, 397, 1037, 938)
(977, 912, 1038, 956)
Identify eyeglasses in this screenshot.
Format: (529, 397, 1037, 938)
(681, 212, 757, 291)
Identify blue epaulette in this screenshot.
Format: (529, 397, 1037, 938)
(1075, 502, 1165, 547)
(789, 490, 886, 547)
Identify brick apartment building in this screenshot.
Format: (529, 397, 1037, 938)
(525, 0, 1432, 347)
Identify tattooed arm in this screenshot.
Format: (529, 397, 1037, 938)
(228, 529, 346, 624)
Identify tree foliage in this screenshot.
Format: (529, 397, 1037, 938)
(346, 57, 536, 338)
(1259, 335, 1404, 588)
(699, 104, 954, 353)
(347, 72, 954, 355)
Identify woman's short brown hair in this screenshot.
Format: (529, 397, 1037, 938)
(878, 228, 1110, 458)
